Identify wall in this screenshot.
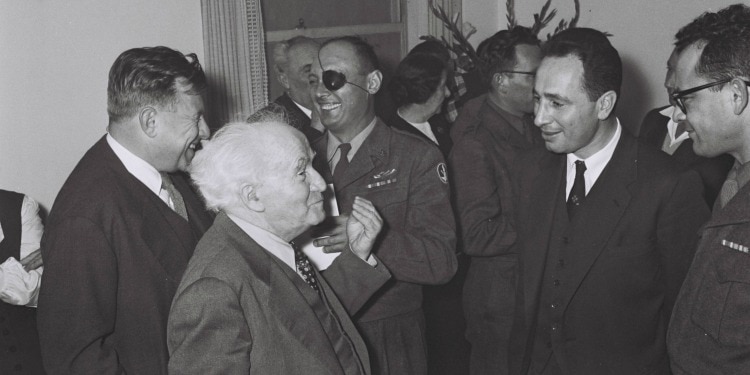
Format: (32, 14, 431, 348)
(462, 0, 740, 133)
(0, 0, 203, 212)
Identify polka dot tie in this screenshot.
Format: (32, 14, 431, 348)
(291, 241, 320, 293)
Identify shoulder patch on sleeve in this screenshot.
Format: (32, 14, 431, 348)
(436, 163, 448, 184)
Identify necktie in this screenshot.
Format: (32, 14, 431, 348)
(333, 143, 351, 188)
(718, 163, 739, 209)
(567, 160, 587, 218)
(160, 173, 188, 221)
(291, 241, 320, 293)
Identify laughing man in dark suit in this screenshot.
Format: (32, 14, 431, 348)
(509, 28, 709, 374)
(37, 46, 214, 374)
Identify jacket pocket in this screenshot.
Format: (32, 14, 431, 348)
(691, 246, 750, 346)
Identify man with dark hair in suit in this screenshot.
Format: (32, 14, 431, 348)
(310, 36, 457, 375)
(667, 4, 750, 373)
(449, 26, 542, 375)
(0, 190, 44, 374)
(638, 46, 732, 207)
(270, 36, 325, 142)
(37, 46, 214, 374)
(509, 28, 709, 374)
(167, 121, 390, 374)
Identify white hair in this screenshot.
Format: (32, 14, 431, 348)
(189, 120, 305, 214)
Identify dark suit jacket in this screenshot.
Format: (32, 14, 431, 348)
(274, 93, 323, 143)
(448, 94, 541, 375)
(668, 176, 750, 374)
(386, 112, 453, 158)
(167, 213, 390, 374)
(509, 131, 710, 374)
(37, 137, 213, 375)
(639, 107, 733, 206)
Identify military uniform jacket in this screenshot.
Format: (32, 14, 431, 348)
(668, 178, 750, 374)
(37, 137, 214, 375)
(312, 118, 457, 322)
(509, 131, 710, 374)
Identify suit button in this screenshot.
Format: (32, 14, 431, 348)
(551, 323, 559, 331)
(9, 346, 16, 352)
(551, 303, 558, 309)
(553, 279, 561, 286)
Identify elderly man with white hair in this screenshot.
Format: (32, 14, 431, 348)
(167, 119, 391, 375)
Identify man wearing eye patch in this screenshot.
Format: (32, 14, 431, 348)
(667, 4, 750, 374)
(309, 36, 458, 375)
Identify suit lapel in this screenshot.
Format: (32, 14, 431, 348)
(557, 133, 636, 311)
(522, 152, 566, 319)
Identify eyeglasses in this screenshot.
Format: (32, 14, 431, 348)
(500, 71, 536, 77)
(672, 78, 750, 114)
(322, 69, 368, 92)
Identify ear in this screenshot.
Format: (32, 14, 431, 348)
(596, 90, 617, 120)
(277, 70, 290, 90)
(730, 78, 749, 116)
(366, 70, 383, 94)
(139, 106, 158, 138)
(240, 183, 264, 212)
(493, 73, 508, 92)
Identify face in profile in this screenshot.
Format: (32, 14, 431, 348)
(672, 44, 741, 158)
(533, 55, 605, 158)
(154, 81, 210, 172)
(257, 127, 327, 239)
(283, 42, 319, 109)
(503, 43, 543, 114)
(310, 41, 373, 134)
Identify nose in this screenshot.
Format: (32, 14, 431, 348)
(533, 101, 547, 128)
(198, 117, 210, 139)
(671, 105, 687, 123)
(312, 77, 330, 99)
(309, 168, 326, 192)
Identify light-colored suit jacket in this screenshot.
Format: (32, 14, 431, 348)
(167, 213, 391, 374)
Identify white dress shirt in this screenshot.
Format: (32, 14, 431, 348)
(660, 106, 690, 149)
(566, 120, 622, 198)
(326, 117, 377, 172)
(0, 195, 44, 307)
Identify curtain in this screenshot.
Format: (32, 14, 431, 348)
(201, 0, 268, 130)
(428, 0, 462, 44)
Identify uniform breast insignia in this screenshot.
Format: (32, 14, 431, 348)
(367, 178, 398, 189)
(436, 163, 448, 184)
(721, 239, 750, 253)
(373, 168, 396, 179)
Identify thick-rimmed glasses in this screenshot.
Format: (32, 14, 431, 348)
(672, 78, 750, 114)
(501, 70, 536, 77)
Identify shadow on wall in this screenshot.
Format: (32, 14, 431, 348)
(618, 53, 655, 137)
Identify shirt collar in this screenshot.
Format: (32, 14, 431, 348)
(290, 97, 312, 119)
(566, 119, 622, 193)
(106, 133, 162, 196)
(326, 117, 378, 164)
(660, 106, 689, 146)
(227, 213, 296, 270)
(486, 96, 527, 135)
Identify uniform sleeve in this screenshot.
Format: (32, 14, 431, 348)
(37, 216, 125, 374)
(657, 170, 711, 316)
(168, 278, 252, 375)
(449, 135, 517, 257)
(376, 146, 458, 285)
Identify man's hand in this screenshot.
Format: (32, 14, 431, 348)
(20, 249, 43, 272)
(313, 215, 350, 253)
(346, 197, 383, 261)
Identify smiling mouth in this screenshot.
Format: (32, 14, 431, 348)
(319, 103, 341, 111)
(189, 140, 203, 151)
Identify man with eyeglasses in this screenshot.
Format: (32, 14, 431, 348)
(667, 4, 750, 374)
(309, 36, 457, 375)
(638, 46, 733, 208)
(448, 26, 542, 375)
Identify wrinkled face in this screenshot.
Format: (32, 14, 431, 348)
(665, 49, 679, 101)
(533, 55, 607, 158)
(258, 130, 327, 240)
(672, 44, 741, 158)
(310, 41, 373, 135)
(424, 71, 450, 117)
(283, 42, 319, 110)
(154, 82, 209, 172)
(500, 44, 543, 115)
